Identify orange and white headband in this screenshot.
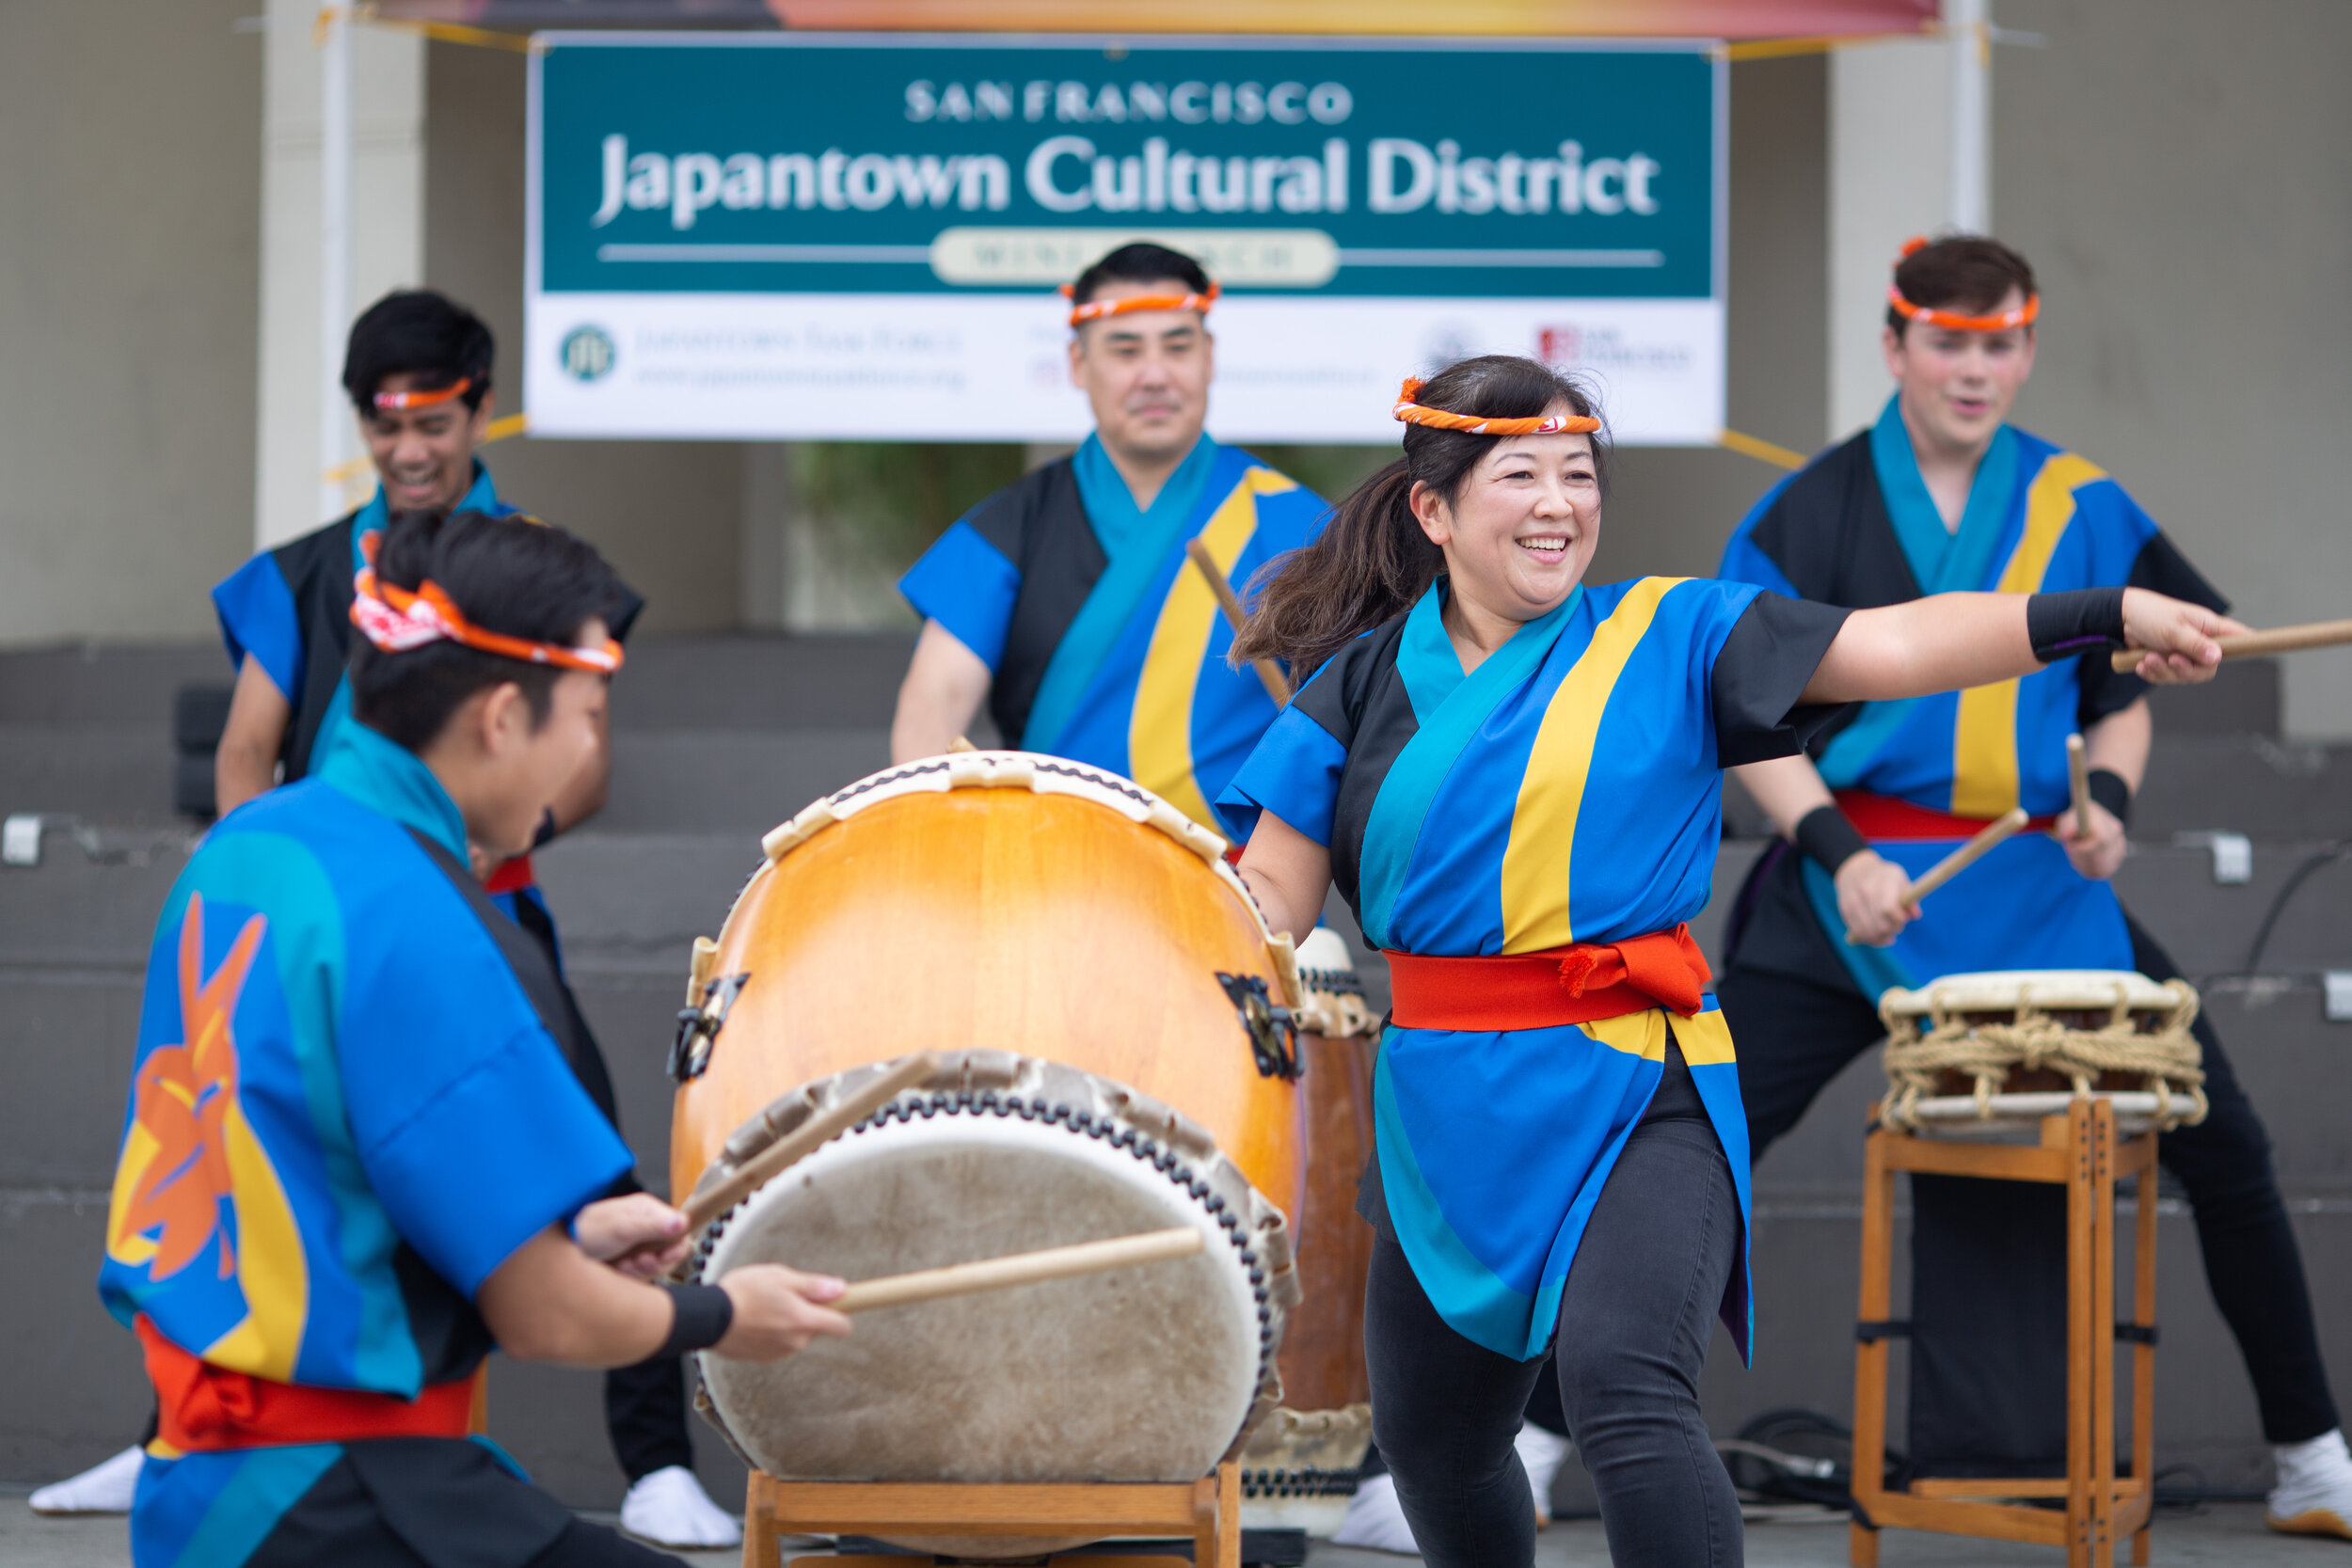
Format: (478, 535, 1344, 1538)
(351, 568, 623, 674)
(1391, 376, 1600, 436)
(373, 376, 473, 412)
(1887, 237, 2040, 332)
(1061, 282, 1219, 327)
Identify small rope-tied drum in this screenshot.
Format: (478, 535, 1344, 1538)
(1878, 969, 2207, 1136)
(669, 751, 1308, 1560)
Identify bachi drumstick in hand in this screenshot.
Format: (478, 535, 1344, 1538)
(2067, 733, 2091, 839)
(830, 1227, 1205, 1314)
(2110, 616, 2352, 673)
(1900, 807, 2030, 911)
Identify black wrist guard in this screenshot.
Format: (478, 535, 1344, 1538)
(1794, 803, 1868, 874)
(2026, 588, 2127, 662)
(2087, 767, 2133, 828)
(653, 1283, 734, 1360)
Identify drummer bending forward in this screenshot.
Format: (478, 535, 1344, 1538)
(1217, 356, 2232, 1568)
(1716, 235, 2352, 1540)
(891, 242, 1327, 833)
(98, 510, 847, 1567)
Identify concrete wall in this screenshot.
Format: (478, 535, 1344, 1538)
(422, 41, 745, 634)
(0, 1, 262, 646)
(1994, 0, 2352, 740)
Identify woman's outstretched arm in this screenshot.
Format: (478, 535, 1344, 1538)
(1235, 809, 1335, 947)
(1802, 588, 2246, 705)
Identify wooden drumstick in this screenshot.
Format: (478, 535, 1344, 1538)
(680, 1053, 936, 1235)
(1899, 807, 2030, 910)
(2108, 616, 2352, 673)
(623, 1054, 937, 1277)
(2066, 734, 2091, 839)
(832, 1227, 1205, 1314)
(1185, 538, 1292, 705)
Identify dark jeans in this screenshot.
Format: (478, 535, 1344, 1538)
(1365, 1049, 1744, 1568)
(1719, 918, 2340, 1445)
(606, 1356, 694, 1483)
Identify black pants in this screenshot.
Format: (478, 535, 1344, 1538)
(1364, 1049, 1744, 1568)
(244, 1437, 685, 1567)
(1719, 918, 2339, 1445)
(605, 1356, 693, 1482)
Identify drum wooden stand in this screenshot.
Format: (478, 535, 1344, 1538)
(747, 1462, 1244, 1568)
(1849, 1098, 2159, 1568)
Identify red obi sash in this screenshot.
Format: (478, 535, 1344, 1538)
(137, 1317, 484, 1451)
(1383, 925, 1711, 1031)
(1834, 789, 2056, 840)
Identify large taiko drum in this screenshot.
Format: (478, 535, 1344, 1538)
(1878, 969, 2208, 1137)
(666, 752, 1306, 1558)
(1240, 927, 1378, 1535)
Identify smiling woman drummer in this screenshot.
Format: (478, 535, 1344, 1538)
(1217, 355, 2239, 1568)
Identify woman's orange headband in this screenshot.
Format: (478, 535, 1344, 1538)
(373, 376, 473, 412)
(1888, 237, 2040, 332)
(1061, 282, 1219, 328)
(351, 568, 623, 674)
(1391, 377, 1600, 436)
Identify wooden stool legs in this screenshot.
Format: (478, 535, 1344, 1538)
(739, 1462, 1244, 1568)
(1848, 1100, 2161, 1568)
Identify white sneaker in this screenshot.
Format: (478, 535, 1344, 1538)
(1516, 1420, 1573, 1528)
(1330, 1472, 1421, 1554)
(2270, 1428, 2352, 1540)
(29, 1446, 145, 1515)
(619, 1465, 743, 1549)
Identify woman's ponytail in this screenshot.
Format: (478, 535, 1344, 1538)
(1232, 459, 1438, 679)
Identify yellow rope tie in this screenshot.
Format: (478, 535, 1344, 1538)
(1877, 981, 2207, 1132)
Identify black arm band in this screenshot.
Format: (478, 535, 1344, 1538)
(1794, 803, 1869, 874)
(653, 1283, 733, 1360)
(2087, 768, 2133, 828)
(2026, 588, 2127, 662)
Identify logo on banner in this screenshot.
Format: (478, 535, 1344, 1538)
(560, 325, 616, 383)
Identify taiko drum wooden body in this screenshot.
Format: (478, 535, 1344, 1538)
(669, 752, 1303, 1211)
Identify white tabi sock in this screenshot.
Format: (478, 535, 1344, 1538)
(29, 1446, 145, 1515)
(2270, 1428, 2352, 1540)
(619, 1465, 743, 1549)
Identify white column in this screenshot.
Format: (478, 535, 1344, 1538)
(1825, 35, 1953, 440)
(317, 8, 353, 525)
(254, 2, 424, 549)
(1947, 0, 1992, 233)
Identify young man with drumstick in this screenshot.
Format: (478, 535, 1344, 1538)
(40, 294, 743, 1553)
(1714, 234, 2352, 1539)
(890, 242, 1327, 834)
(1217, 354, 2231, 1568)
(94, 509, 850, 1567)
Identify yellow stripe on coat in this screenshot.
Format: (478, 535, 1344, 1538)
(1128, 467, 1296, 832)
(1574, 1006, 1737, 1067)
(1500, 577, 1683, 953)
(1949, 452, 2108, 819)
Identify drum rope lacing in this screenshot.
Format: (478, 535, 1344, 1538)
(684, 1085, 1289, 1460)
(1877, 978, 2208, 1132)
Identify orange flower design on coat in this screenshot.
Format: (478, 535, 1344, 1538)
(122, 895, 267, 1281)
